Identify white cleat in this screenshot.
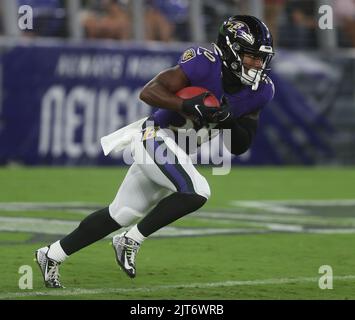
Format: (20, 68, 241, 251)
(34, 246, 64, 288)
(112, 232, 140, 278)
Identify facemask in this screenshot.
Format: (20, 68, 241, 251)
(240, 67, 262, 91)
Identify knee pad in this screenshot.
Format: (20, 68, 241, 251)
(108, 205, 142, 227)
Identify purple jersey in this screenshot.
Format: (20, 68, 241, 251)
(151, 45, 274, 130)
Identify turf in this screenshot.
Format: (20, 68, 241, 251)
(2, 233, 355, 300)
(0, 166, 355, 300)
(1, 166, 355, 204)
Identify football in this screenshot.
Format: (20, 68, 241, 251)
(176, 86, 220, 108)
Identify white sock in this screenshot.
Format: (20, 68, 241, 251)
(47, 240, 68, 263)
(125, 225, 146, 244)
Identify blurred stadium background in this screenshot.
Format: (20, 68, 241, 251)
(0, 0, 355, 300)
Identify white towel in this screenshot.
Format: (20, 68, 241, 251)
(100, 117, 148, 156)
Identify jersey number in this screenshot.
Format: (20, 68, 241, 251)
(198, 47, 216, 63)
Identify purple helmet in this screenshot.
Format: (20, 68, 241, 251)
(215, 15, 274, 90)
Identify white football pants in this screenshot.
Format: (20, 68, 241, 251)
(108, 121, 211, 227)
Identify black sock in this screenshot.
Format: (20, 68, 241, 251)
(137, 192, 207, 237)
(60, 207, 121, 255)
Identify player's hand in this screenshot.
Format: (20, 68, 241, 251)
(181, 93, 220, 124)
(210, 96, 232, 123)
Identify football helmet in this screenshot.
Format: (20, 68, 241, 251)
(214, 15, 274, 90)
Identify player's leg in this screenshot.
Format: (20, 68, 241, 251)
(108, 161, 172, 228)
(35, 206, 121, 288)
(132, 129, 211, 236)
(112, 128, 210, 278)
(35, 162, 164, 287)
(109, 161, 172, 278)
(113, 191, 208, 279)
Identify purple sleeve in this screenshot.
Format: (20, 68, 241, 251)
(228, 79, 275, 117)
(178, 47, 212, 84)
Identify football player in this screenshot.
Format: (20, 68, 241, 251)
(35, 15, 275, 287)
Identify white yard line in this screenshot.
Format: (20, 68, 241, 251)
(230, 201, 307, 214)
(1, 275, 355, 299)
(231, 199, 355, 207)
(0, 202, 100, 214)
(195, 211, 355, 228)
(0, 216, 265, 237)
(1, 200, 355, 237)
(3, 215, 355, 236)
(0, 216, 79, 235)
(1, 199, 355, 213)
(196, 211, 318, 223)
(2, 214, 355, 237)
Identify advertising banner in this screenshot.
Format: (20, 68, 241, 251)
(0, 42, 333, 165)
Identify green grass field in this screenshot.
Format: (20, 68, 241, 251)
(1, 166, 355, 300)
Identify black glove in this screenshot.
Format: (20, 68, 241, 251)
(181, 93, 220, 124)
(210, 96, 232, 124)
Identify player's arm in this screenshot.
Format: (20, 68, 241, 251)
(139, 65, 189, 112)
(221, 111, 259, 156)
(139, 65, 220, 122)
